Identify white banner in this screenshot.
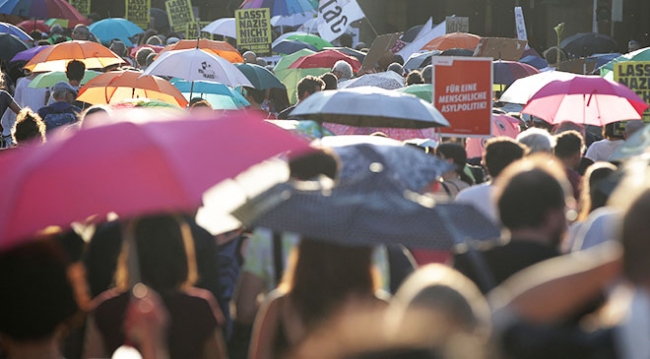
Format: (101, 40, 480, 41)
(317, 0, 365, 42)
(514, 7, 527, 41)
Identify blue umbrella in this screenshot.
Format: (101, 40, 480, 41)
(0, 34, 29, 62)
(0, 22, 32, 41)
(89, 18, 144, 46)
(234, 63, 285, 90)
(272, 39, 317, 54)
(519, 55, 548, 70)
(172, 80, 250, 110)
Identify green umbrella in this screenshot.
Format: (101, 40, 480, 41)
(600, 47, 650, 77)
(235, 63, 285, 90)
(29, 70, 102, 89)
(276, 67, 329, 104)
(274, 48, 316, 72)
(285, 34, 333, 50)
(397, 84, 432, 102)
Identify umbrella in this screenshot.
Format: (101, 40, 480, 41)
(2, 0, 88, 27)
(172, 80, 250, 109)
(45, 18, 69, 28)
(143, 48, 252, 87)
(465, 114, 521, 158)
(202, 18, 236, 38)
(89, 18, 144, 47)
(149, 8, 170, 33)
(599, 47, 650, 76)
(493, 60, 540, 87)
(291, 86, 450, 128)
(271, 10, 316, 27)
(129, 44, 163, 58)
(289, 49, 361, 72)
(0, 110, 313, 249)
(9, 44, 47, 62)
(610, 123, 650, 161)
(235, 63, 285, 90)
(77, 70, 189, 107)
(560, 32, 618, 59)
(0, 33, 29, 62)
(266, 119, 335, 140)
(339, 71, 405, 90)
(284, 33, 332, 50)
(23, 41, 125, 72)
(16, 19, 50, 33)
(421, 32, 481, 51)
(28, 69, 101, 88)
(397, 84, 432, 102)
(401, 24, 424, 43)
(521, 75, 649, 126)
(272, 39, 317, 54)
(323, 47, 366, 63)
(239, 0, 318, 17)
(158, 39, 243, 63)
(322, 123, 440, 142)
(232, 171, 501, 249)
(499, 71, 576, 104)
(0, 21, 32, 41)
(403, 50, 441, 71)
(275, 67, 329, 104)
(519, 55, 548, 70)
(273, 48, 315, 72)
(585, 53, 621, 71)
(438, 48, 475, 57)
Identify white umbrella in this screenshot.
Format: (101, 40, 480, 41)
(143, 48, 252, 87)
(403, 50, 441, 71)
(290, 86, 450, 128)
(499, 70, 576, 104)
(297, 17, 319, 33)
(202, 18, 237, 39)
(272, 10, 317, 28)
(272, 31, 311, 48)
(340, 71, 405, 90)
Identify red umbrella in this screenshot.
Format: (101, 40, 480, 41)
(421, 32, 481, 51)
(522, 75, 648, 126)
(493, 60, 539, 87)
(288, 49, 361, 72)
(0, 110, 313, 250)
(17, 19, 50, 33)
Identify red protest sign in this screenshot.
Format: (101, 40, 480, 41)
(431, 57, 493, 137)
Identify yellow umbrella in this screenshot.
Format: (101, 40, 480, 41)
(24, 41, 126, 73)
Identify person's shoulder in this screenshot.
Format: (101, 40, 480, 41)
(457, 182, 491, 198)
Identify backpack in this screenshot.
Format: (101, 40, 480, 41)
(43, 111, 78, 131)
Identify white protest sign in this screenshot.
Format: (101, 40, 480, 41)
(317, 0, 365, 42)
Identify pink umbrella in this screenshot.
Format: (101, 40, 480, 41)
(465, 114, 520, 158)
(0, 110, 312, 250)
(323, 123, 440, 141)
(522, 75, 648, 126)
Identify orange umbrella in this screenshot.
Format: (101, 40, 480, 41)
(23, 41, 126, 72)
(157, 39, 243, 63)
(420, 32, 481, 51)
(77, 70, 188, 107)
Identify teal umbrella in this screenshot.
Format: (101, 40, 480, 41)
(89, 18, 144, 47)
(397, 84, 432, 102)
(600, 47, 650, 77)
(172, 80, 250, 110)
(29, 70, 102, 88)
(235, 63, 285, 90)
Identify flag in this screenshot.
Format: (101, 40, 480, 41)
(317, 0, 365, 42)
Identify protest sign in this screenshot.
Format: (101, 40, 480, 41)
(186, 21, 212, 40)
(317, 0, 366, 42)
(473, 37, 527, 61)
(614, 61, 650, 121)
(431, 57, 492, 137)
(70, 0, 91, 16)
(514, 7, 527, 41)
(126, 0, 150, 31)
(360, 32, 401, 73)
(235, 8, 272, 56)
(445, 16, 468, 33)
(166, 0, 195, 33)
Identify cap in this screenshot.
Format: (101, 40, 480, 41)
(166, 37, 180, 45)
(52, 81, 77, 96)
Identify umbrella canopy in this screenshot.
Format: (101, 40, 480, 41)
(273, 48, 315, 72)
(599, 47, 650, 76)
(522, 75, 649, 126)
(499, 71, 577, 104)
(560, 32, 618, 59)
(235, 63, 285, 90)
(275, 67, 329, 104)
(401, 24, 424, 43)
(421, 32, 481, 51)
(239, 0, 318, 17)
(266, 119, 334, 140)
(2, 0, 88, 26)
(519, 55, 548, 70)
(493, 60, 540, 87)
(291, 86, 450, 128)
(143, 48, 252, 87)
(202, 18, 236, 38)
(271, 10, 316, 27)
(77, 70, 188, 107)
(284, 33, 332, 50)
(172, 80, 250, 109)
(0, 33, 28, 62)
(610, 122, 650, 161)
(16, 19, 50, 33)
(23, 41, 125, 72)
(29, 69, 101, 88)
(149, 8, 170, 33)
(339, 71, 405, 90)
(323, 46, 366, 63)
(465, 114, 521, 158)
(403, 50, 441, 71)
(158, 39, 243, 63)
(397, 84, 432, 102)
(272, 39, 317, 54)
(289, 49, 361, 72)
(89, 18, 144, 47)
(0, 110, 313, 249)
(322, 123, 440, 142)
(0, 21, 32, 41)
(233, 171, 501, 249)
(9, 44, 47, 63)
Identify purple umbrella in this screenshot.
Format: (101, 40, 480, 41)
(10, 45, 48, 63)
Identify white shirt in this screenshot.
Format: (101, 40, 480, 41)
(569, 206, 621, 252)
(456, 182, 500, 225)
(585, 139, 624, 162)
(1, 77, 48, 136)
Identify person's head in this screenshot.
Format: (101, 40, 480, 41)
(288, 148, 340, 180)
(482, 137, 528, 179)
(188, 98, 212, 114)
(13, 108, 46, 145)
(71, 24, 91, 41)
(135, 47, 155, 68)
(603, 121, 625, 140)
(145, 35, 162, 46)
(256, 57, 267, 67)
(242, 51, 257, 63)
(421, 65, 432, 83)
(319, 72, 338, 90)
(553, 130, 584, 169)
(115, 213, 198, 292)
(622, 188, 650, 286)
(297, 75, 325, 102)
(625, 120, 645, 139)
(29, 30, 42, 41)
(552, 121, 586, 139)
(436, 142, 473, 185)
(81, 105, 109, 124)
(65, 60, 85, 84)
(146, 52, 157, 67)
(628, 40, 641, 53)
(494, 154, 572, 247)
(242, 86, 266, 108)
(387, 62, 403, 76)
(516, 127, 555, 154)
(577, 162, 617, 221)
(50, 24, 64, 36)
(406, 70, 423, 86)
(138, 29, 158, 46)
(51, 81, 77, 103)
(332, 60, 353, 80)
(338, 33, 353, 48)
(109, 40, 127, 57)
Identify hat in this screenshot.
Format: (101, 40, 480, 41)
(52, 81, 77, 96)
(166, 37, 180, 45)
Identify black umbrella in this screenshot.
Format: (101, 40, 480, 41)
(401, 25, 424, 43)
(560, 32, 618, 58)
(0, 33, 28, 62)
(149, 8, 170, 33)
(439, 48, 475, 57)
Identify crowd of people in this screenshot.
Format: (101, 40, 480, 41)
(0, 15, 648, 359)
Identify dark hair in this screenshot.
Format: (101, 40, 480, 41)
(622, 189, 650, 284)
(146, 52, 157, 66)
(135, 47, 155, 67)
(189, 99, 211, 109)
(243, 86, 266, 105)
(14, 108, 46, 145)
(297, 75, 325, 100)
(289, 149, 340, 180)
(436, 142, 473, 185)
(29, 30, 42, 40)
(268, 87, 291, 113)
(577, 162, 617, 221)
(66, 60, 86, 82)
(603, 122, 624, 140)
(554, 130, 584, 159)
(139, 29, 158, 46)
(406, 70, 423, 86)
(483, 137, 527, 179)
(320, 73, 338, 90)
(0, 241, 79, 341)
